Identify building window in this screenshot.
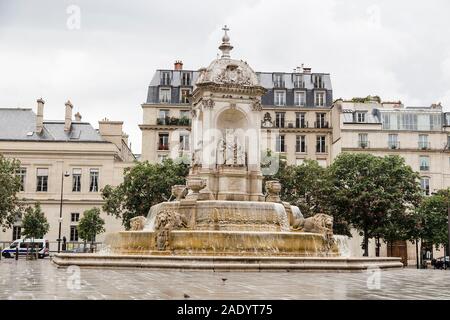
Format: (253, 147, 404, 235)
(294, 91, 306, 106)
(158, 133, 169, 150)
(161, 71, 171, 86)
(72, 168, 81, 192)
(276, 135, 286, 152)
(89, 169, 99, 192)
(296, 135, 306, 153)
(12, 226, 21, 241)
(314, 92, 325, 107)
(419, 156, 430, 171)
(313, 75, 324, 89)
(356, 112, 366, 123)
(70, 226, 79, 242)
(181, 72, 191, 86)
(157, 109, 170, 125)
(180, 89, 190, 104)
(419, 134, 429, 150)
(71, 213, 80, 223)
(16, 168, 26, 192)
(275, 112, 285, 128)
(447, 135, 450, 150)
(388, 134, 399, 149)
(315, 113, 327, 128)
(296, 112, 307, 128)
(36, 168, 48, 192)
(420, 177, 430, 196)
(316, 136, 326, 153)
(293, 75, 304, 88)
(179, 133, 190, 151)
(358, 133, 369, 148)
(274, 91, 286, 106)
(273, 74, 284, 88)
(159, 88, 171, 103)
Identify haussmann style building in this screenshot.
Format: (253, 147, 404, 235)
(0, 99, 135, 251)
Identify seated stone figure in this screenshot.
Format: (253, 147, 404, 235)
(129, 216, 147, 231)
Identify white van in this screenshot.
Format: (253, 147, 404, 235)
(1, 239, 49, 259)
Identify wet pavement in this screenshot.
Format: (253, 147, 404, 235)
(0, 258, 449, 299)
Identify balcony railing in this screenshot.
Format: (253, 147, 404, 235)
(295, 120, 308, 128)
(158, 143, 169, 151)
(157, 117, 191, 126)
(420, 165, 430, 171)
(314, 121, 329, 129)
(418, 142, 431, 150)
(358, 141, 370, 149)
(388, 141, 400, 150)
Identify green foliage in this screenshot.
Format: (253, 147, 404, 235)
(21, 203, 49, 239)
(324, 153, 422, 254)
(0, 155, 23, 230)
(102, 159, 189, 229)
(417, 189, 449, 247)
(351, 95, 381, 103)
(78, 207, 105, 242)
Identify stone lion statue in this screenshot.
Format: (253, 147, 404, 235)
(292, 213, 334, 237)
(153, 210, 188, 251)
(129, 216, 147, 231)
(292, 213, 334, 251)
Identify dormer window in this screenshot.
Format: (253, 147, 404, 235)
(273, 74, 284, 88)
(161, 71, 171, 86)
(313, 75, 324, 89)
(181, 72, 191, 86)
(293, 74, 304, 88)
(159, 88, 171, 103)
(356, 112, 367, 123)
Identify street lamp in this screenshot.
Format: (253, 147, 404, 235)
(57, 170, 70, 253)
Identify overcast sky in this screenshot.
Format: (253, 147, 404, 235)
(1, 0, 450, 154)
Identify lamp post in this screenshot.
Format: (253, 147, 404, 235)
(447, 198, 450, 269)
(57, 170, 70, 253)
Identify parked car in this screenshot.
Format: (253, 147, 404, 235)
(431, 256, 449, 270)
(1, 239, 49, 259)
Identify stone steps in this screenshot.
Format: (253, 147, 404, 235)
(52, 254, 403, 272)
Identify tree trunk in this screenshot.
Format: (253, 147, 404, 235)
(363, 225, 369, 257)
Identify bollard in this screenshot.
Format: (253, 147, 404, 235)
(15, 246, 19, 260)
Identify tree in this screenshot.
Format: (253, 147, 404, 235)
(0, 155, 23, 230)
(417, 189, 449, 249)
(21, 203, 50, 259)
(326, 153, 422, 256)
(78, 207, 105, 252)
(102, 159, 189, 229)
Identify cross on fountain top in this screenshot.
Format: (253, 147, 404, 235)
(219, 25, 233, 59)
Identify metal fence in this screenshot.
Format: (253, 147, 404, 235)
(0, 241, 103, 254)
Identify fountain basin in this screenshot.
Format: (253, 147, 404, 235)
(104, 230, 338, 256)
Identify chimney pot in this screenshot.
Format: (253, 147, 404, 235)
(74, 112, 82, 121)
(174, 60, 183, 70)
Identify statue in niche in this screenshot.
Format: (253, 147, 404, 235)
(262, 112, 273, 128)
(217, 129, 245, 166)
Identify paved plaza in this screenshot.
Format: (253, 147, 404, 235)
(0, 258, 449, 300)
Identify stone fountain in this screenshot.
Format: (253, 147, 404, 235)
(52, 27, 402, 271)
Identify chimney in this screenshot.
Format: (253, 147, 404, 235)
(36, 98, 45, 134)
(174, 60, 183, 70)
(74, 112, 82, 121)
(98, 119, 124, 150)
(302, 66, 311, 74)
(64, 100, 73, 132)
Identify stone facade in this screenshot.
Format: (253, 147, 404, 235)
(0, 100, 135, 250)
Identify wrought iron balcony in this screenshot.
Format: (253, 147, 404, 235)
(388, 141, 400, 150)
(358, 141, 370, 149)
(314, 121, 329, 129)
(418, 142, 431, 150)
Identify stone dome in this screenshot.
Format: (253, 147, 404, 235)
(196, 26, 260, 87)
(196, 58, 260, 87)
